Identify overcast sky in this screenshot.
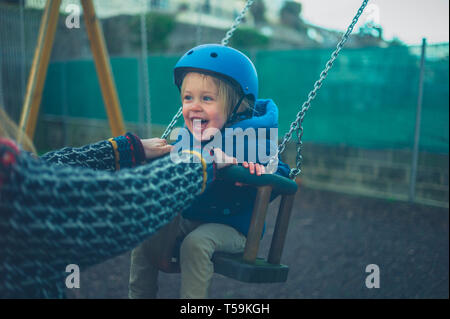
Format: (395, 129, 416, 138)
(292, 0, 449, 45)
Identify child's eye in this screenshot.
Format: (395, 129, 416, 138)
(183, 95, 192, 101)
(203, 96, 213, 101)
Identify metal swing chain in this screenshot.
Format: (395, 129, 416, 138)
(161, 106, 183, 139)
(221, 0, 255, 46)
(161, 0, 255, 139)
(277, 0, 370, 179)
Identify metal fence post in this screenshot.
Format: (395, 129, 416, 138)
(140, 0, 151, 138)
(61, 61, 68, 146)
(409, 38, 427, 203)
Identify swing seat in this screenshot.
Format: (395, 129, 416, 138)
(157, 165, 298, 284)
(212, 252, 289, 283)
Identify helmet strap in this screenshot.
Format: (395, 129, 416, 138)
(226, 95, 246, 125)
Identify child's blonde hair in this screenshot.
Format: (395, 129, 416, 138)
(181, 72, 252, 124)
(0, 107, 36, 154)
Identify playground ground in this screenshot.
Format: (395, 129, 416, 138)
(66, 186, 449, 299)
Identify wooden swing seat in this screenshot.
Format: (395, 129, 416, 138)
(212, 252, 289, 283)
(156, 165, 298, 284)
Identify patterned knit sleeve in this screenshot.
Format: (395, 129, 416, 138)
(0, 140, 210, 297)
(40, 132, 145, 171)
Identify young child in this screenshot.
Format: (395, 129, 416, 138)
(129, 44, 290, 299)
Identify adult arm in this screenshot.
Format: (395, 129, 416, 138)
(0, 138, 209, 296)
(40, 132, 145, 171)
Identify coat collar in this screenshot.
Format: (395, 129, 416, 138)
(227, 99, 279, 131)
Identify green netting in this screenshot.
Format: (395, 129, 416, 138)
(42, 56, 180, 124)
(41, 45, 449, 153)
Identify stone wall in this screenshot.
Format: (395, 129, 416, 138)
(281, 142, 449, 208)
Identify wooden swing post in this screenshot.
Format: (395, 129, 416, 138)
(81, 0, 125, 136)
(19, 0, 61, 143)
(19, 0, 125, 142)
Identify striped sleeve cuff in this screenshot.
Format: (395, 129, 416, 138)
(108, 132, 146, 170)
(181, 150, 208, 194)
(0, 138, 20, 190)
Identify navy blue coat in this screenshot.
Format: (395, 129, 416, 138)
(178, 99, 290, 237)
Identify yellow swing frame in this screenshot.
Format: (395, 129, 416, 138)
(18, 0, 125, 143)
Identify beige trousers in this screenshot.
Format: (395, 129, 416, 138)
(129, 216, 246, 299)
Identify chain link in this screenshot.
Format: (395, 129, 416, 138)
(276, 0, 370, 179)
(161, 106, 183, 139)
(221, 0, 255, 46)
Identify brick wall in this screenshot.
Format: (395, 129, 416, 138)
(281, 142, 449, 208)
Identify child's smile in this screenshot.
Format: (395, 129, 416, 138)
(181, 72, 226, 141)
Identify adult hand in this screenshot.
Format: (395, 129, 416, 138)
(141, 138, 173, 160)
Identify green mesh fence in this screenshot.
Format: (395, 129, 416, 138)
(41, 44, 449, 153)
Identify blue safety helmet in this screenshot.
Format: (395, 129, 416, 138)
(174, 44, 258, 104)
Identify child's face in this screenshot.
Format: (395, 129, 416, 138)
(181, 72, 227, 141)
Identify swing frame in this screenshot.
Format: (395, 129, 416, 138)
(18, 0, 126, 143)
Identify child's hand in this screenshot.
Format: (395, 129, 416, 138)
(141, 138, 173, 160)
(243, 161, 265, 176)
(235, 161, 265, 187)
